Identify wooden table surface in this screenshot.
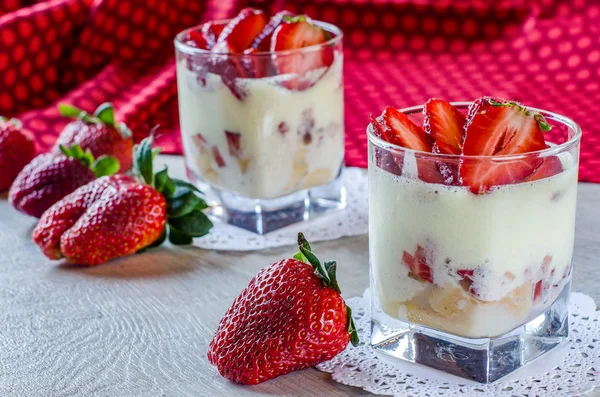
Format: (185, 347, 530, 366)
(1, 155, 598, 397)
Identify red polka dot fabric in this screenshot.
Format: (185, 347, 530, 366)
(0, 0, 599, 182)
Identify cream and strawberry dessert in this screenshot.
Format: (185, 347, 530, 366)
(175, 8, 344, 199)
(369, 98, 578, 338)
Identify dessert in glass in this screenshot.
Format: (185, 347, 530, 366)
(368, 98, 581, 382)
(174, 8, 345, 234)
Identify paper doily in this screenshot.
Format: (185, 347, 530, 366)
(317, 289, 600, 397)
(192, 168, 368, 251)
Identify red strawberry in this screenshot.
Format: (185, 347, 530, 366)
(271, 15, 334, 90)
(199, 21, 226, 49)
(523, 155, 563, 182)
(53, 103, 134, 173)
(210, 40, 249, 99)
(423, 99, 466, 155)
(382, 107, 431, 152)
(207, 233, 358, 384)
(402, 245, 433, 283)
(224, 131, 241, 157)
(460, 98, 549, 194)
(32, 138, 213, 266)
(0, 117, 36, 191)
(188, 30, 209, 49)
(9, 146, 118, 218)
(533, 280, 543, 302)
(212, 146, 226, 167)
(370, 114, 403, 176)
(379, 107, 444, 183)
(251, 10, 294, 51)
(217, 8, 268, 52)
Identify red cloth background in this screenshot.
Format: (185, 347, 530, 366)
(0, 0, 598, 182)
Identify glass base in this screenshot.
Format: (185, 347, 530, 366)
(185, 167, 346, 234)
(370, 282, 570, 383)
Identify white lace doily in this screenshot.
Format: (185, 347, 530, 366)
(192, 168, 368, 250)
(317, 289, 600, 397)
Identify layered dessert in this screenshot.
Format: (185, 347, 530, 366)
(369, 98, 578, 338)
(175, 8, 344, 199)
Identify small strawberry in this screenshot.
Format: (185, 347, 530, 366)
(217, 8, 268, 52)
(9, 146, 118, 218)
(207, 233, 358, 385)
(251, 10, 294, 51)
(0, 117, 36, 191)
(271, 15, 334, 90)
(33, 137, 213, 266)
(402, 245, 433, 283)
(54, 103, 134, 173)
(460, 98, 549, 193)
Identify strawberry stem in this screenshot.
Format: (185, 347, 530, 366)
(58, 102, 132, 138)
(295, 232, 359, 346)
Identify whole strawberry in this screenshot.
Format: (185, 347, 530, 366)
(0, 117, 36, 191)
(9, 146, 118, 218)
(207, 233, 358, 385)
(33, 137, 213, 266)
(53, 103, 134, 173)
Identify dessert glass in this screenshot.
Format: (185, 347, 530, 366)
(174, 21, 345, 234)
(368, 102, 581, 383)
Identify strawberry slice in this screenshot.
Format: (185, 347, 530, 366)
(370, 114, 403, 176)
(217, 8, 268, 52)
(382, 107, 431, 151)
(402, 245, 433, 283)
(202, 21, 226, 49)
(380, 107, 444, 183)
(251, 10, 294, 51)
(271, 15, 334, 89)
(225, 131, 242, 158)
(423, 99, 466, 155)
(523, 155, 563, 182)
(533, 280, 543, 302)
(460, 98, 549, 193)
(212, 146, 226, 168)
(188, 30, 209, 49)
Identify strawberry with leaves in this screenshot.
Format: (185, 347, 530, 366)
(208, 233, 358, 385)
(0, 117, 36, 192)
(54, 103, 134, 173)
(33, 137, 213, 265)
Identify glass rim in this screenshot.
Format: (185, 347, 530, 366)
(174, 19, 343, 57)
(367, 101, 583, 161)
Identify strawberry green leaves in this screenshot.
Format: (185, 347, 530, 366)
(295, 232, 359, 346)
(59, 144, 119, 178)
(134, 137, 213, 245)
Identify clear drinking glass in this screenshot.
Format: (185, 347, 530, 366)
(174, 21, 345, 234)
(368, 102, 581, 383)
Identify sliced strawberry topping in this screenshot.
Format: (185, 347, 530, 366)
(201, 21, 226, 49)
(217, 8, 268, 52)
(271, 16, 334, 89)
(402, 245, 433, 283)
(523, 155, 563, 182)
(212, 146, 226, 168)
(423, 99, 466, 155)
(251, 10, 294, 51)
(370, 115, 403, 176)
(380, 107, 445, 183)
(381, 107, 431, 152)
(225, 131, 242, 158)
(188, 30, 209, 49)
(460, 98, 549, 193)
